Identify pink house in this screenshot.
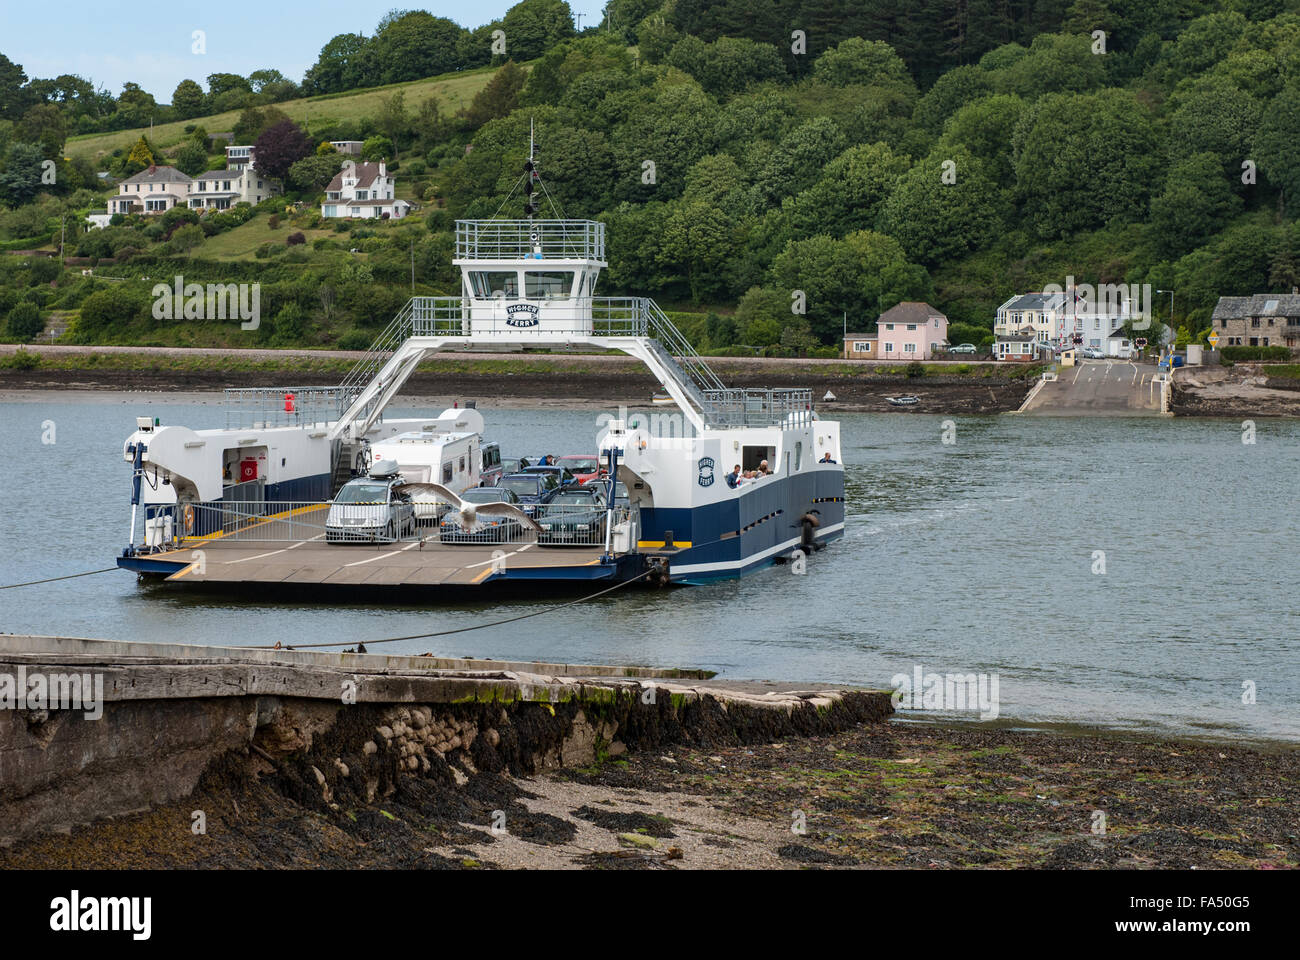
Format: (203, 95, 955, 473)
(876, 302, 949, 360)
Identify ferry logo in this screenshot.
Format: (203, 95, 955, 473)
(505, 302, 540, 327)
(697, 456, 715, 487)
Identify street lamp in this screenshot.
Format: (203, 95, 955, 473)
(1156, 289, 1175, 359)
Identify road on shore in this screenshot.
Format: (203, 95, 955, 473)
(1021, 359, 1164, 415)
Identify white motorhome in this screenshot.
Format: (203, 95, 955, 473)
(367, 408, 486, 523)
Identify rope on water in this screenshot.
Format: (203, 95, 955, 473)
(0, 568, 119, 590)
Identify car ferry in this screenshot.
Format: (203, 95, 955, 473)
(116, 151, 844, 588)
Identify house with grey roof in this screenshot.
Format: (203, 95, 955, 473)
(186, 167, 277, 210)
(1211, 294, 1300, 350)
(321, 161, 409, 219)
(996, 289, 1132, 354)
(109, 165, 193, 215)
(874, 301, 948, 359)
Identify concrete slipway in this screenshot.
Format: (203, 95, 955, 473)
(0, 635, 892, 844)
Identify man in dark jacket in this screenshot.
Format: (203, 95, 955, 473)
(725, 464, 741, 488)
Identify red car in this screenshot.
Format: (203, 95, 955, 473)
(557, 455, 605, 485)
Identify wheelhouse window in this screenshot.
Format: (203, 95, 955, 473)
(524, 271, 575, 300)
(470, 271, 518, 298)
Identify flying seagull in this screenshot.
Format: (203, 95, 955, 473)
(394, 482, 541, 534)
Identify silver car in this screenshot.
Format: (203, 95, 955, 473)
(326, 469, 415, 544)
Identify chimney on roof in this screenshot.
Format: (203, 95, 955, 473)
(148, 164, 156, 173)
(378, 161, 386, 178)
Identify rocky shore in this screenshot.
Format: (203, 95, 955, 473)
(4, 715, 1293, 870)
(1172, 365, 1300, 418)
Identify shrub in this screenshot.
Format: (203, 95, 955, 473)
(6, 302, 43, 340)
(3, 347, 39, 369)
(268, 214, 281, 229)
(906, 360, 925, 378)
(78, 285, 149, 334)
(286, 231, 306, 245)
(28, 257, 60, 285)
(1220, 345, 1292, 362)
(336, 329, 372, 350)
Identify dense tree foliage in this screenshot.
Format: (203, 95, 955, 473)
(5, 1, 1300, 351)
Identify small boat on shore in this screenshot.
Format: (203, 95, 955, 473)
(887, 395, 920, 406)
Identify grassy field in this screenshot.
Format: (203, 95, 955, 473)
(65, 66, 508, 162)
(191, 218, 341, 260)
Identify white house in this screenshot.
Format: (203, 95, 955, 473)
(225, 145, 255, 170)
(109, 165, 192, 215)
(84, 209, 111, 229)
(187, 168, 277, 210)
(108, 163, 280, 216)
(321, 161, 410, 219)
(996, 291, 1131, 353)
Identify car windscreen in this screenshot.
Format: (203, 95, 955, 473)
(335, 483, 389, 503)
(500, 476, 540, 496)
(551, 493, 595, 506)
(562, 458, 599, 472)
(462, 488, 510, 503)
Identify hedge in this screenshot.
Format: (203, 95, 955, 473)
(1220, 345, 1293, 362)
(0, 236, 53, 252)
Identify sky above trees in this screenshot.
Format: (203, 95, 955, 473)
(0, 0, 606, 99)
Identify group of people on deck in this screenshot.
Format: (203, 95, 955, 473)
(725, 452, 837, 488)
(726, 460, 770, 488)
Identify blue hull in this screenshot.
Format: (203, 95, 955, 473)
(636, 468, 845, 583)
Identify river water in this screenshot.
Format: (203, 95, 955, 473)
(1, 394, 1297, 742)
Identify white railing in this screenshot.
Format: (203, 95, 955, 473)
(138, 499, 633, 550)
(455, 219, 605, 261)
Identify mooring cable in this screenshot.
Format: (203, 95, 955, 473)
(247, 566, 660, 650)
(0, 568, 119, 590)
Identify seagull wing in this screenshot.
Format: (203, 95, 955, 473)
(394, 482, 465, 510)
(476, 501, 542, 532)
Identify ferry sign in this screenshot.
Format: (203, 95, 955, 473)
(505, 302, 540, 327)
(1206, 331, 1220, 348)
(697, 456, 715, 487)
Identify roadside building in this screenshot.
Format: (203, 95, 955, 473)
(842, 332, 878, 358)
(995, 333, 1040, 361)
(996, 291, 1129, 351)
(84, 209, 111, 229)
(330, 141, 364, 156)
(1211, 293, 1300, 350)
(875, 301, 948, 360)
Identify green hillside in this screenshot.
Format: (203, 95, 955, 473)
(64, 68, 502, 163)
(4, 0, 1300, 360)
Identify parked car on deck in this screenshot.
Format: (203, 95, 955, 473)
(497, 472, 563, 516)
(537, 487, 609, 546)
(558, 454, 604, 485)
(326, 461, 415, 543)
(438, 486, 526, 543)
(520, 464, 579, 489)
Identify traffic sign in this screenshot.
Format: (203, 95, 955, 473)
(1135, 337, 1148, 348)
(1206, 331, 1220, 348)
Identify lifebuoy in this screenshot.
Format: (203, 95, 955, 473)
(181, 502, 195, 536)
